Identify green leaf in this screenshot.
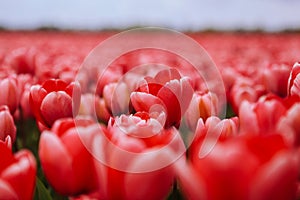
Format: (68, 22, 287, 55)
(34, 177, 52, 200)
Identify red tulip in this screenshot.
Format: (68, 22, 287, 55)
(0, 105, 17, 143)
(179, 134, 298, 200)
(130, 68, 193, 128)
(239, 98, 287, 136)
(259, 63, 291, 97)
(90, 113, 185, 200)
(5, 47, 36, 75)
(0, 142, 36, 200)
(29, 79, 81, 127)
(229, 77, 265, 113)
(0, 76, 19, 114)
(39, 118, 99, 196)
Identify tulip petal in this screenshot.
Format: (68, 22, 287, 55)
(42, 79, 68, 92)
(154, 68, 181, 85)
(39, 131, 75, 195)
(40, 91, 73, 127)
(130, 92, 165, 113)
(250, 152, 298, 200)
(0, 179, 18, 200)
(29, 85, 48, 126)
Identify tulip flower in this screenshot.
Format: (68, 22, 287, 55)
(259, 63, 291, 97)
(0, 142, 36, 200)
(95, 67, 123, 96)
(29, 79, 81, 127)
(0, 105, 17, 143)
(103, 82, 130, 115)
(229, 77, 265, 113)
(90, 113, 186, 200)
(185, 91, 219, 131)
(130, 68, 193, 128)
(39, 118, 99, 196)
(288, 62, 300, 97)
(5, 47, 36, 75)
(178, 134, 298, 200)
(189, 116, 239, 159)
(239, 98, 286, 136)
(0, 76, 19, 114)
(277, 103, 300, 147)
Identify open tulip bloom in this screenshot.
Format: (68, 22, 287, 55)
(1, 31, 300, 200)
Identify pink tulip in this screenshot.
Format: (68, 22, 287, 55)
(103, 82, 130, 115)
(189, 116, 239, 158)
(277, 103, 300, 147)
(239, 98, 286, 136)
(0, 76, 19, 114)
(0, 105, 17, 143)
(259, 63, 291, 97)
(288, 62, 300, 97)
(5, 47, 36, 75)
(185, 91, 219, 131)
(229, 77, 265, 113)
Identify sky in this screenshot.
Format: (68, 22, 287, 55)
(0, 0, 300, 31)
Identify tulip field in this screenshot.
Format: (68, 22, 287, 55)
(1, 30, 300, 200)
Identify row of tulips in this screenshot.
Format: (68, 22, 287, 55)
(1, 32, 300, 200)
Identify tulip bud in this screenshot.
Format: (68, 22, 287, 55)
(0, 76, 19, 114)
(185, 91, 219, 131)
(39, 118, 98, 196)
(0, 106, 17, 143)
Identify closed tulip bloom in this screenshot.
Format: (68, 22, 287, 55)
(277, 103, 300, 147)
(185, 91, 219, 131)
(189, 116, 239, 159)
(29, 79, 81, 127)
(0, 105, 17, 143)
(0, 142, 36, 200)
(39, 118, 99, 196)
(103, 82, 130, 115)
(5, 47, 36, 75)
(229, 77, 266, 113)
(259, 63, 291, 97)
(239, 98, 286, 136)
(0, 76, 19, 114)
(91, 113, 185, 200)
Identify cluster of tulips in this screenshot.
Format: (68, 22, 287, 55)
(0, 32, 300, 200)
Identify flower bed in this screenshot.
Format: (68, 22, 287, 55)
(0, 30, 300, 199)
